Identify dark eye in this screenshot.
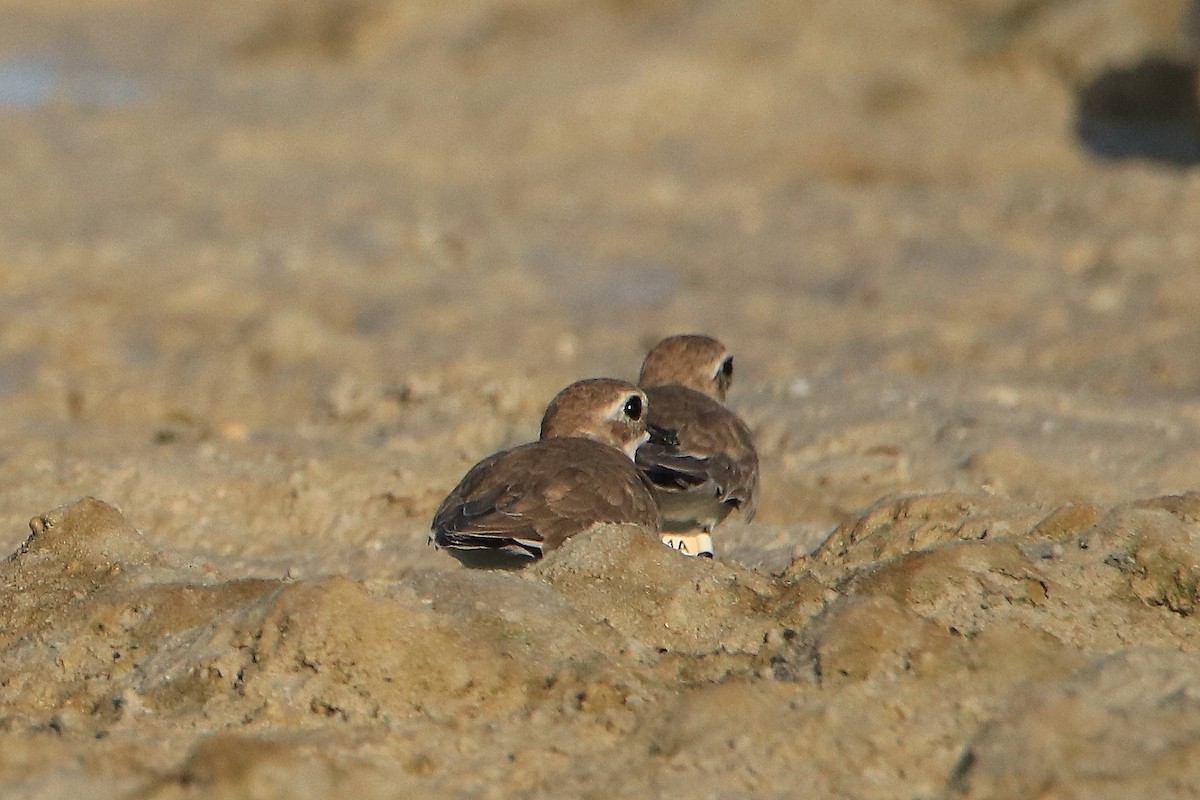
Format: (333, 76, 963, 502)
(721, 357, 734, 378)
(623, 395, 643, 420)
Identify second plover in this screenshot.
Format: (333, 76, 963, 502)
(635, 334, 760, 557)
(431, 378, 674, 564)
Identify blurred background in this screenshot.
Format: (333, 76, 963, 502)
(1, 0, 1199, 544)
(5, 6, 1200, 796)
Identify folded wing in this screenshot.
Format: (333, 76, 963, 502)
(432, 439, 660, 557)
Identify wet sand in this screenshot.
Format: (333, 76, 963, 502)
(2, 0, 1200, 796)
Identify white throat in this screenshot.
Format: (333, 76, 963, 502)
(621, 430, 649, 461)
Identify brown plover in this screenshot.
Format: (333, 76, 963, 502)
(635, 334, 760, 557)
(431, 378, 674, 564)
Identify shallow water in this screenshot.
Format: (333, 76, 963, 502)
(0, 56, 140, 109)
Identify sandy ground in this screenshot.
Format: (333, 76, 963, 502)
(2, 0, 1200, 797)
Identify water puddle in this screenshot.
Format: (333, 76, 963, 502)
(0, 56, 141, 110)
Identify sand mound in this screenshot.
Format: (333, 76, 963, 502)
(3, 0, 1200, 794)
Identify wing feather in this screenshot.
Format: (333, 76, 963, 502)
(639, 385, 760, 520)
(431, 439, 659, 558)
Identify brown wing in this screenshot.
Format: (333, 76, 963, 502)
(432, 438, 659, 558)
(431, 445, 544, 557)
(637, 385, 760, 520)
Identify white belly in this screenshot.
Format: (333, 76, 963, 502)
(656, 489, 733, 533)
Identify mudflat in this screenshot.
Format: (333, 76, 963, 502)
(1, 1, 1200, 796)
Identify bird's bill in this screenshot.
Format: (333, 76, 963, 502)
(647, 422, 679, 447)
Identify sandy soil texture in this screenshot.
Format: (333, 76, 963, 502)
(2, 0, 1200, 797)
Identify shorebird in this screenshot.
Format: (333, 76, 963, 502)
(431, 378, 674, 564)
(635, 334, 760, 557)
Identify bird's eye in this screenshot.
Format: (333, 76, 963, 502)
(721, 357, 734, 378)
(623, 395, 643, 420)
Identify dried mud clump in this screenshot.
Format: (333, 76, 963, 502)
(536, 523, 780, 658)
(9, 496, 149, 572)
(6, 481, 1200, 797)
(947, 650, 1200, 800)
(0, 498, 524, 754)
